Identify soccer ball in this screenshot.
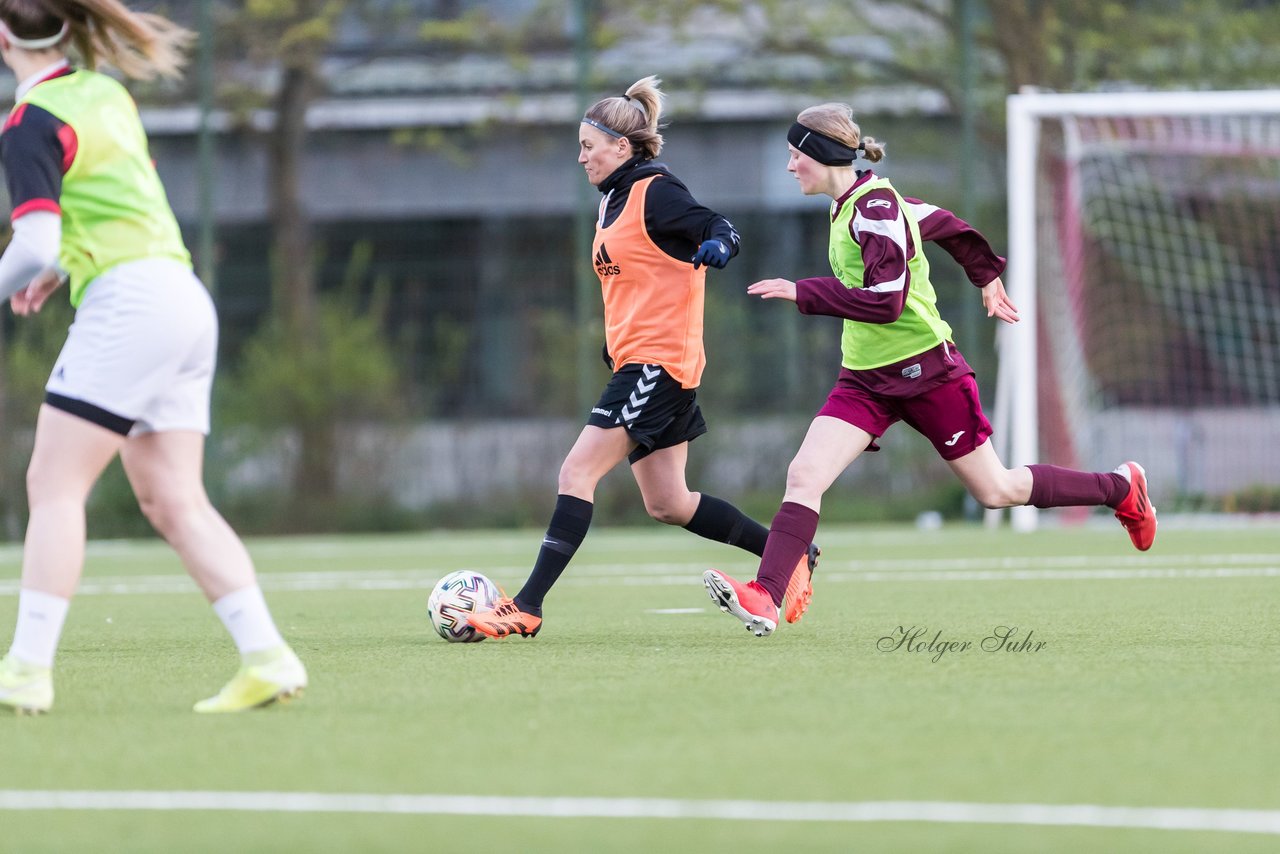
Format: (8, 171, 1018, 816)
(427, 570, 501, 643)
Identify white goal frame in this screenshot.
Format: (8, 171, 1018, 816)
(993, 88, 1280, 531)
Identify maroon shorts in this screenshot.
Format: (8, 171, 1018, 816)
(815, 343, 993, 461)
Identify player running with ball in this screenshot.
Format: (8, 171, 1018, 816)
(467, 76, 818, 639)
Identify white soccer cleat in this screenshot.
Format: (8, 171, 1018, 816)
(0, 654, 53, 715)
(703, 569, 779, 637)
(194, 645, 307, 713)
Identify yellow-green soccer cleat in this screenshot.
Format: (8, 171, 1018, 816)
(194, 645, 307, 714)
(0, 654, 53, 715)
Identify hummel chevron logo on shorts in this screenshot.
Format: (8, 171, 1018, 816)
(620, 365, 661, 422)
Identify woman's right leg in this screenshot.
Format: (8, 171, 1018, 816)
(518, 424, 635, 607)
(755, 416, 874, 599)
(468, 425, 634, 638)
(119, 429, 306, 713)
(120, 430, 257, 601)
(704, 417, 874, 635)
(0, 406, 124, 713)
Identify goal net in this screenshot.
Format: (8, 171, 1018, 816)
(994, 91, 1280, 530)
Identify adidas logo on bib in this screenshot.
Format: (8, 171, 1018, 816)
(594, 243, 620, 277)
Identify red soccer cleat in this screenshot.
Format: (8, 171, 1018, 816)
(783, 543, 821, 624)
(1113, 461, 1157, 551)
(466, 598, 542, 638)
(703, 569, 779, 637)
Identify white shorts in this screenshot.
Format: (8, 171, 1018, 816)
(45, 258, 218, 436)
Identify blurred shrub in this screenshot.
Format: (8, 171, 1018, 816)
(222, 284, 401, 431)
(217, 242, 404, 530)
(1223, 485, 1280, 514)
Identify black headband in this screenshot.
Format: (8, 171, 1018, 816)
(582, 117, 625, 139)
(787, 122, 863, 166)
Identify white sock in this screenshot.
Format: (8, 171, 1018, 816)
(212, 585, 286, 656)
(8, 589, 71, 668)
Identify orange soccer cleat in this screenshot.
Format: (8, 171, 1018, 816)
(1113, 461, 1157, 551)
(782, 543, 821, 624)
(466, 598, 543, 639)
(703, 569, 780, 637)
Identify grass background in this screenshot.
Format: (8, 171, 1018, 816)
(2, 523, 1278, 852)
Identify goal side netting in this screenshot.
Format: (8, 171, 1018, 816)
(994, 91, 1280, 530)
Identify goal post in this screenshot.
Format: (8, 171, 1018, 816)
(994, 89, 1280, 531)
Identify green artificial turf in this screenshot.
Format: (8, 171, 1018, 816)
(1, 524, 1277, 852)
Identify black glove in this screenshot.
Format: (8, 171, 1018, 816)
(692, 239, 731, 270)
(601, 343, 614, 370)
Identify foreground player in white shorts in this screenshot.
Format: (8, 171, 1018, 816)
(0, 0, 305, 714)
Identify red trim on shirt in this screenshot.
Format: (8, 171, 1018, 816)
(56, 122, 77, 173)
(3, 103, 28, 132)
(3, 67, 73, 135)
(12, 198, 61, 220)
(32, 65, 73, 88)
(830, 171, 875, 221)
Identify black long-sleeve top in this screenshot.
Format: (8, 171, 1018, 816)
(596, 155, 740, 263)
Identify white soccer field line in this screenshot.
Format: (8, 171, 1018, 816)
(1, 557, 1278, 596)
(0, 791, 1277, 835)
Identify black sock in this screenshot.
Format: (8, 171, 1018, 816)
(514, 494, 593, 615)
(682, 493, 769, 557)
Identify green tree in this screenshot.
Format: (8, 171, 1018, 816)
(634, 1, 1280, 116)
(230, 1, 344, 505)
(209, 1, 410, 515)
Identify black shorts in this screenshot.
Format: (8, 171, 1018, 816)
(587, 363, 708, 463)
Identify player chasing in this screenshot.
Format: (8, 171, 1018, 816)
(0, 0, 305, 714)
(704, 103, 1157, 637)
(466, 76, 817, 640)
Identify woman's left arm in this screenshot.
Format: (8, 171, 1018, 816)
(0, 210, 61, 307)
(0, 104, 71, 307)
(769, 189, 912, 324)
(903, 197, 1006, 287)
(645, 176, 740, 269)
(979, 276, 1020, 324)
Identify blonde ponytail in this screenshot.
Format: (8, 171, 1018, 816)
(583, 75, 667, 159)
(797, 103, 886, 163)
(0, 0, 192, 80)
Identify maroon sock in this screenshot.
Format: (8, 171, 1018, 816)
(755, 502, 819, 606)
(1027, 465, 1130, 509)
